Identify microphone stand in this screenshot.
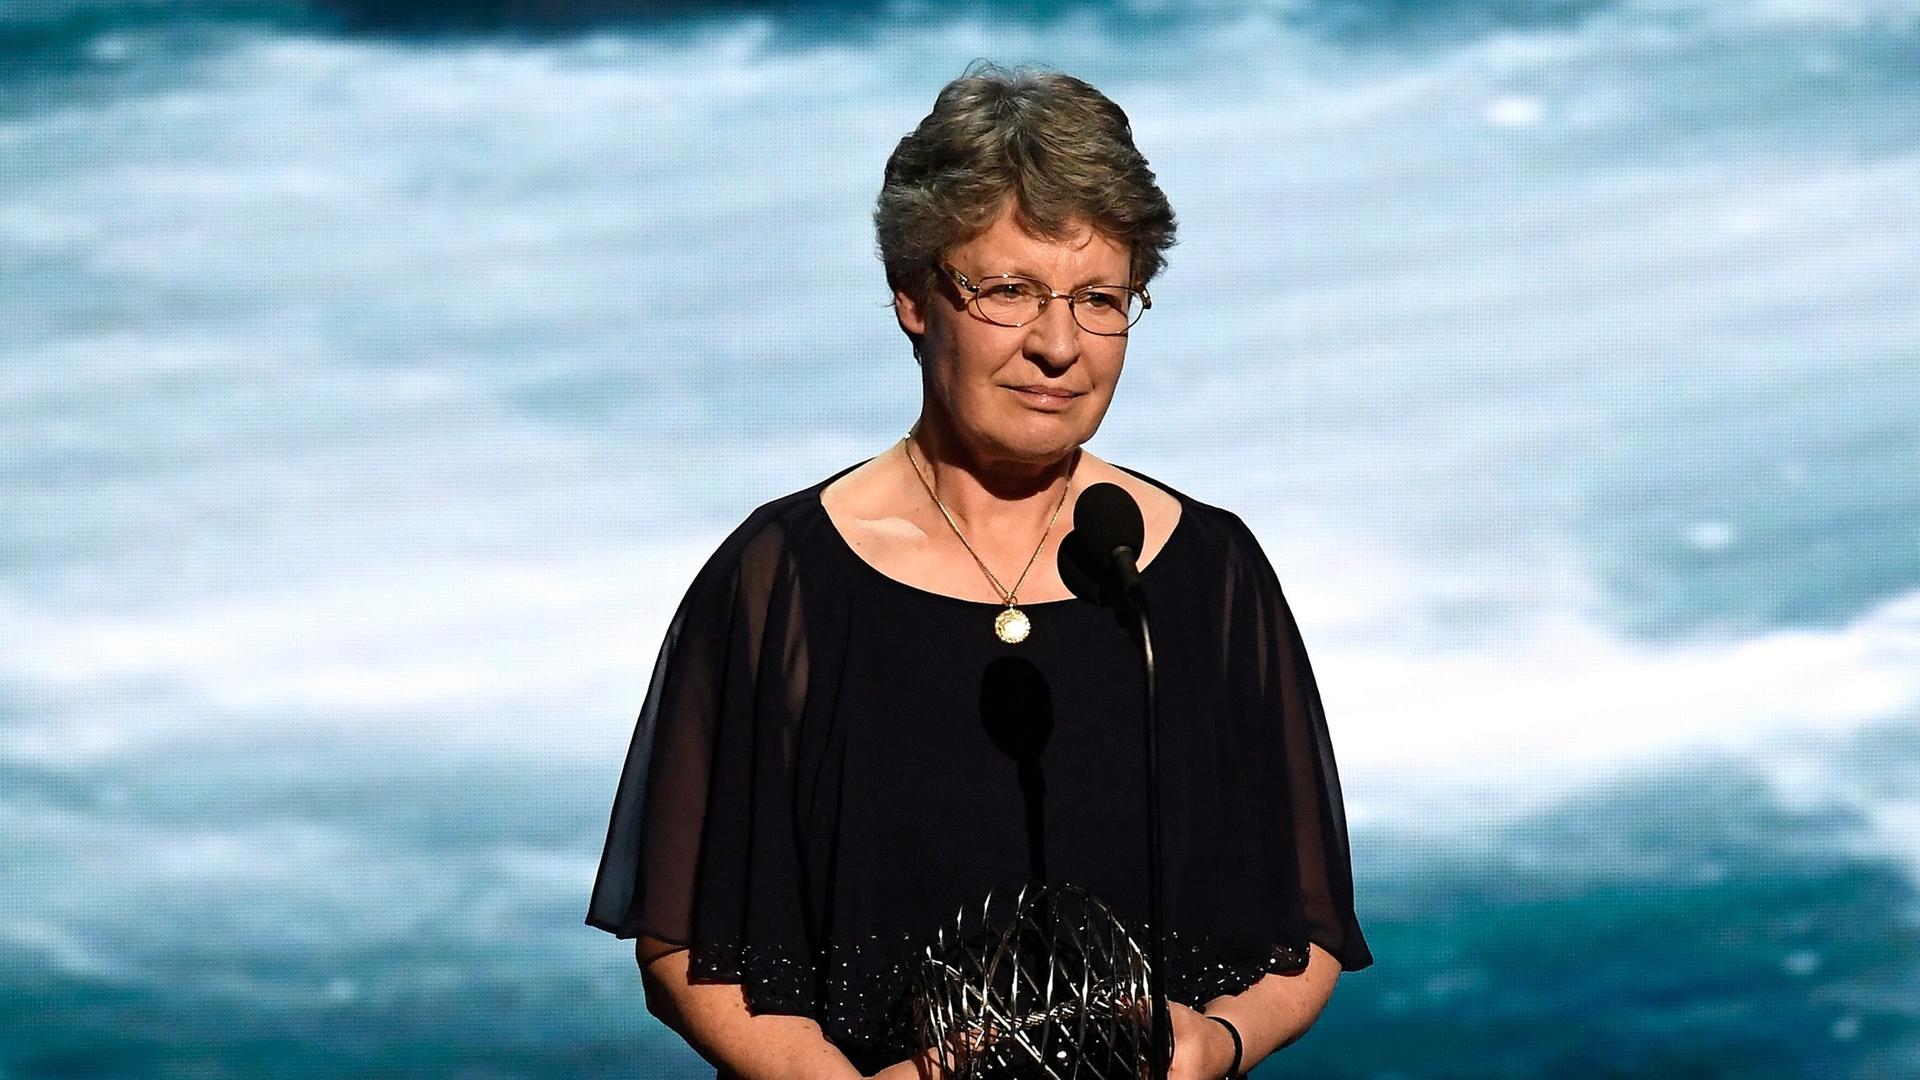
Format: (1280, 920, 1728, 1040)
(1112, 551, 1168, 1080)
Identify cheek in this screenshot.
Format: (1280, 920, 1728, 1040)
(922, 308, 983, 369)
(923, 349, 987, 412)
(939, 327, 1020, 381)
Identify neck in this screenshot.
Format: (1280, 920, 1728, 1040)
(905, 414, 1079, 537)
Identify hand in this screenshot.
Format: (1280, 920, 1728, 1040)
(865, 1047, 944, 1080)
(870, 1006, 1233, 1080)
(1167, 1000, 1237, 1080)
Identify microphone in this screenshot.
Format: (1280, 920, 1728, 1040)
(1058, 482, 1146, 611)
(1056, 479, 1172, 1080)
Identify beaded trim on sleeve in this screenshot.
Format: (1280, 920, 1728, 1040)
(687, 930, 1311, 1062)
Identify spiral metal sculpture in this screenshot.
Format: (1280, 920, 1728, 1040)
(909, 882, 1157, 1080)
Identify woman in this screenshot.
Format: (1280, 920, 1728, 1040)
(586, 65, 1371, 1079)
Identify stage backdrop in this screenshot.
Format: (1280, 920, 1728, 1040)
(5, 1, 1917, 1077)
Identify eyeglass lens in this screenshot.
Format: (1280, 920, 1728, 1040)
(971, 278, 1142, 334)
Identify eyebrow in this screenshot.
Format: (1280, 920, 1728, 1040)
(996, 267, 1126, 289)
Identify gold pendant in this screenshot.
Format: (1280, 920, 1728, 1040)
(994, 606, 1031, 644)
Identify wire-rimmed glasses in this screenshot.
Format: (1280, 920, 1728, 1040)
(941, 263, 1151, 336)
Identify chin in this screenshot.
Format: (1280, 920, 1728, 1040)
(990, 420, 1095, 463)
(945, 394, 1109, 463)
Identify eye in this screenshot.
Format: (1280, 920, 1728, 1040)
(983, 281, 1043, 301)
(1078, 289, 1124, 310)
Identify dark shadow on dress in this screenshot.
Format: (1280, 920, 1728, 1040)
(979, 656, 1054, 885)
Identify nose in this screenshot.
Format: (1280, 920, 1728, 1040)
(1023, 295, 1082, 371)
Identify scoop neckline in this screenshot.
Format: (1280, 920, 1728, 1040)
(815, 465, 1190, 609)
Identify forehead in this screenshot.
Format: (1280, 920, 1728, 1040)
(951, 209, 1130, 282)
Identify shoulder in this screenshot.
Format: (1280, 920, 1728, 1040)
(726, 465, 850, 549)
(1105, 462, 1265, 563)
(683, 462, 863, 595)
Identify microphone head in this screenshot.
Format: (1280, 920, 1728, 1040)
(1057, 483, 1146, 607)
(1074, 482, 1145, 557)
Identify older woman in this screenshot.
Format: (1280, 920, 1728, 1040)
(587, 66, 1371, 1079)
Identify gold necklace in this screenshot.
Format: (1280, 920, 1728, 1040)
(901, 432, 1078, 644)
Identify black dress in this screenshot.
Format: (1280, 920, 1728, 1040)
(586, 462, 1372, 1073)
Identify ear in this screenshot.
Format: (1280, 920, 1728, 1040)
(893, 287, 929, 338)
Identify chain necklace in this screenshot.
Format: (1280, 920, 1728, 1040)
(901, 431, 1079, 644)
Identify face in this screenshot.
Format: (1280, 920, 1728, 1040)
(896, 208, 1134, 468)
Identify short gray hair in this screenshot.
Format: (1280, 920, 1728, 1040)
(875, 64, 1178, 343)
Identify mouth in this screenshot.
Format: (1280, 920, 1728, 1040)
(1006, 385, 1081, 412)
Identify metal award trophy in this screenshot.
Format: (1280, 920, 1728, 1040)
(909, 882, 1156, 1080)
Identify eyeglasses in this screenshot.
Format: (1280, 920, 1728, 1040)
(940, 263, 1151, 336)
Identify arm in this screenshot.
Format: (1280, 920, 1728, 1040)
(637, 936, 864, 1080)
(1187, 942, 1343, 1075)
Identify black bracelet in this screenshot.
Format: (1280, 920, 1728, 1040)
(1203, 1013, 1243, 1079)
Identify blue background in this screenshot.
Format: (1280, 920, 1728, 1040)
(4, 1, 1918, 1076)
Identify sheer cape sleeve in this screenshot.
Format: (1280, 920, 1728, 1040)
(583, 474, 1372, 1050)
(584, 501, 822, 1014)
(1216, 510, 1373, 975)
